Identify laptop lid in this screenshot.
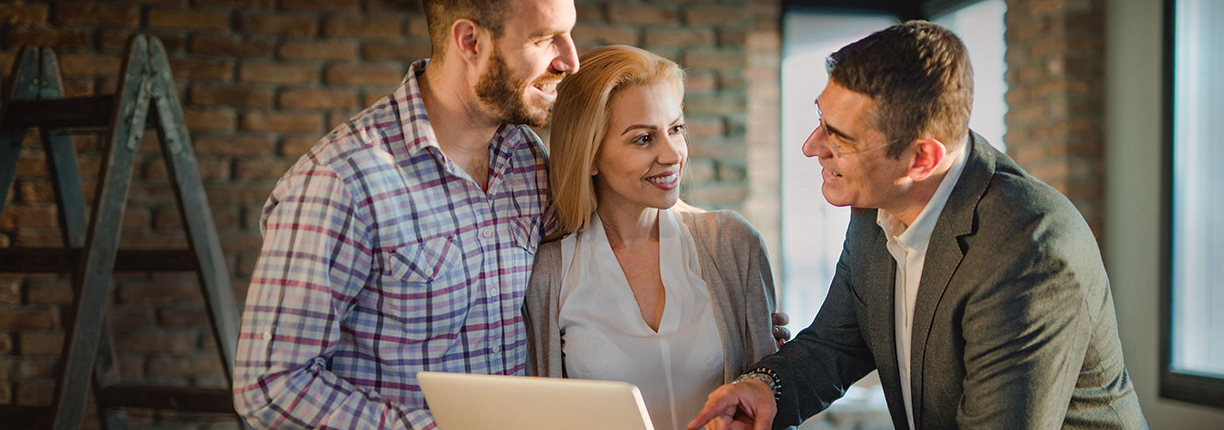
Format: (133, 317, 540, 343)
(418, 371, 655, 430)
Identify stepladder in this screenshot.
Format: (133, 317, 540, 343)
(0, 34, 249, 430)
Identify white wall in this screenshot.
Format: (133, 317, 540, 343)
(1105, 0, 1224, 427)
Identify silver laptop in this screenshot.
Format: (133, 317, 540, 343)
(418, 371, 655, 430)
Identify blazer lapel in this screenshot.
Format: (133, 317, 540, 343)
(851, 211, 910, 428)
(908, 132, 996, 429)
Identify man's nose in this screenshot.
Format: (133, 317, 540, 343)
(552, 34, 580, 74)
(801, 126, 831, 158)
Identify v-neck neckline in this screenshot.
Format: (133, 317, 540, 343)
(590, 212, 674, 334)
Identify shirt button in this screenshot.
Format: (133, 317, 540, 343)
(491, 344, 501, 353)
(488, 287, 498, 296)
(481, 228, 493, 238)
(263, 332, 272, 341)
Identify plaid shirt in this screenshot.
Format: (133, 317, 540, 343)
(233, 59, 549, 430)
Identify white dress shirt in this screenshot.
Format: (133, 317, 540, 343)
(557, 209, 724, 430)
(877, 147, 968, 430)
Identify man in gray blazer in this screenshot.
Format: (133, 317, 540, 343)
(690, 21, 1146, 430)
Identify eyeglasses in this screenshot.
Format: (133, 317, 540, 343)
(815, 104, 896, 158)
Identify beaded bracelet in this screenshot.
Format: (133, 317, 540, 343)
(733, 367, 782, 402)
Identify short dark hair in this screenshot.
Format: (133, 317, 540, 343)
(422, 0, 511, 57)
(827, 20, 973, 158)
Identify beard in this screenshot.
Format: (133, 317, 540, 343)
(475, 47, 564, 127)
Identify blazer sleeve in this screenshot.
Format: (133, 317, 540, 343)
(755, 216, 878, 430)
(955, 218, 1097, 429)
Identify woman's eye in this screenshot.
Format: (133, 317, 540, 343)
(631, 134, 652, 145)
(669, 124, 686, 134)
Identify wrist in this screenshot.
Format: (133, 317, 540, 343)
(733, 367, 781, 402)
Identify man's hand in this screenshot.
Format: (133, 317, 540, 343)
(688, 379, 777, 430)
(771, 312, 791, 348)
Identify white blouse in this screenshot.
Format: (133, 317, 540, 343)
(557, 209, 724, 430)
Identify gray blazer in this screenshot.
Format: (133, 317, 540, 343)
(759, 133, 1147, 430)
(523, 210, 778, 384)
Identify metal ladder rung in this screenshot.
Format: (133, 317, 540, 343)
(0, 248, 198, 273)
(97, 384, 237, 413)
(0, 95, 157, 130)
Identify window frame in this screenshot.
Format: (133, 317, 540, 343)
(1159, 0, 1224, 409)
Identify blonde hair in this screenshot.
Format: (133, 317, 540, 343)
(546, 45, 685, 239)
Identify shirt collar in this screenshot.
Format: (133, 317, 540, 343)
(876, 143, 970, 252)
(394, 59, 528, 157)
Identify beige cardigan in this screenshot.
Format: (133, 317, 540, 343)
(523, 210, 778, 383)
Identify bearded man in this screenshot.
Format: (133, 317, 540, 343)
(232, 0, 579, 428)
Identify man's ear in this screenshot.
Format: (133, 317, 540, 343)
(907, 137, 946, 182)
(451, 19, 486, 67)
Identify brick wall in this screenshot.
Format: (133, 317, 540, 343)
(0, 0, 762, 427)
(1003, 0, 1107, 238)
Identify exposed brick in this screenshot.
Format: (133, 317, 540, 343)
(280, 88, 359, 110)
(686, 71, 717, 93)
(190, 34, 274, 58)
(279, 40, 359, 61)
(685, 117, 725, 138)
(196, 0, 276, 7)
(26, 278, 73, 305)
(3, 27, 91, 50)
(608, 4, 679, 26)
(282, 0, 360, 13)
(280, 135, 320, 157)
(0, 2, 48, 25)
(18, 181, 55, 204)
(114, 330, 197, 354)
(405, 16, 429, 37)
(239, 62, 318, 85)
(241, 111, 323, 134)
(53, 3, 139, 27)
(17, 331, 64, 356)
(324, 64, 404, 86)
(324, 16, 403, 39)
(15, 380, 54, 405)
(240, 12, 319, 36)
(719, 28, 748, 47)
(149, 8, 232, 31)
(645, 28, 715, 48)
(109, 306, 159, 331)
(184, 108, 237, 132)
(221, 231, 264, 252)
(0, 334, 12, 355)
(194, 134, 276, 156)
(685, 94, 745, 116)
(574, 24, 640, 47)
(576, 3, 604, 22)
(57, 53, 123, 77)
(14, 358, 56, 380)
(686, 181, 748, 205)
(205, 183, 276, 206)
(361, 40, 433, 62)
(684, 49, 746, 71)
(116, 278, 199, 305)
(686, 6, 744, 26)
(168, 58, 234, 81)
(123, 207, 151, 230)
(0, 307, 58, 330)
(234, 158, 296, 180)
(0, 204, 58, 229)
(686, 158, 716, 183)
(0, 278, 18, 305)
(190, 84, 274, 108)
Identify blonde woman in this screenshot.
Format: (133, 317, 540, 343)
(523, 45, 778, 430)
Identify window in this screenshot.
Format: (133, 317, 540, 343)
(1161, 0, 1224, 409)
